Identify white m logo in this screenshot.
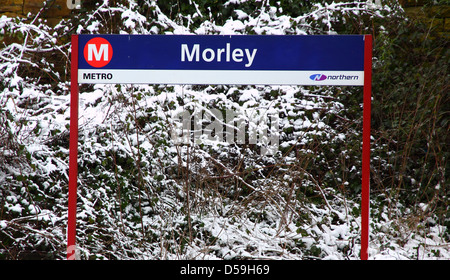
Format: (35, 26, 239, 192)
(84, 37, 113, 67)
(87, 44, 109, 61)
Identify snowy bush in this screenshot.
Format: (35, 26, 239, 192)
(0, 0, 448, 260)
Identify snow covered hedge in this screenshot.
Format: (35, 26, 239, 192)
(0, 0, 448, 259)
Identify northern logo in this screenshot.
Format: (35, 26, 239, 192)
(310, 73, 359, 81)
(310, 74, 327, 81)
(84, 37, 113, 68)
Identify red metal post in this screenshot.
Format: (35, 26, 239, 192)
(67, 34, 79, 260)
(361, 34, 372, 260)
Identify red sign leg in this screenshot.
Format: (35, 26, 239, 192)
(361, 34, 372, 260)
(67, 34, 79, 260)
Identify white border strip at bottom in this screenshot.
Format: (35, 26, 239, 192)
(78, 69, 364, 86)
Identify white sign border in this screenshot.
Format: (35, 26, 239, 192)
(78, 69, 364, 86)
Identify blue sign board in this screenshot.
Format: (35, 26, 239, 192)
(77, 35, 365, 86)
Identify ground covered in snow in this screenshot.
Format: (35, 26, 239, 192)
(0, 0, 448, 260)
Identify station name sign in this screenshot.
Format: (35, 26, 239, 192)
(77, 34, 365, 86)
(69, 34, 373, 260)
